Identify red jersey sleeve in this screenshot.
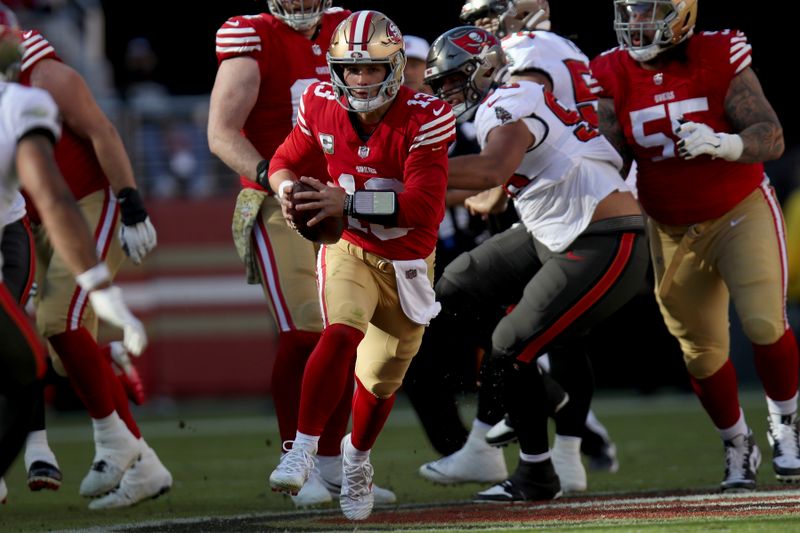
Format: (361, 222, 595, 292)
(589, 48, 622, 100)
(18, 29, 60, 84)
(697, 29, 753, 79)
(215, 15, 264, 64)
(397, 102, 456, 229)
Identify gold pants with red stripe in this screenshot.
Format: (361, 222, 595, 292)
(651, 181, 791, 378)
(251, 198, 322, 334)
(33, 187, 125, 340)
(318, 239, 435, 398)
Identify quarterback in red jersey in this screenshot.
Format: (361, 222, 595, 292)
(209, 1, 397, 508)
(266, 11, 455, 520)
(592, 0, 798, 491)
(15, 18, 170, 507)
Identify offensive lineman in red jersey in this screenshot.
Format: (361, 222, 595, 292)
(591, 0, 799, 491)
(208, 0, 395, 507)
(266, 11, 455, 520)
(15, 20, 171, 507)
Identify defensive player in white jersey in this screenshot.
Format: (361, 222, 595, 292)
(424, 26, 648, 501)
(417, 0, 620, 493)
(0, 27, 146, 495)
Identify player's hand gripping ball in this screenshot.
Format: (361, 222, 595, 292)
(288, 180, 345, 244)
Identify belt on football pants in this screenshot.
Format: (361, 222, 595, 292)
(339, 241, 394, 274)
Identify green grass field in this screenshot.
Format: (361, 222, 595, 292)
(0, 389, 796, 532)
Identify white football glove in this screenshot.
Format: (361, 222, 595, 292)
(119, 217, 157, 265)
(89, 286, 148, 356)
(675, 121, 743, 161)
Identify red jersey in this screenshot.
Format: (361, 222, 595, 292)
(270, 83, 456, 260)
(18, 29, 108, 219)
(215, 9, 350, 192)
(591, 30, 764, 225)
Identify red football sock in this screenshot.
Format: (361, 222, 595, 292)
(690, 359, 741, 430)
(753, 329, 800, 402)
(48, 328, 114, 419)
(99, 348, 141, 439)
(318, 358, 355, 456)
(271, 330, 320, 443)
(351, 377, 395, 452)
(297, 324, 362, 437)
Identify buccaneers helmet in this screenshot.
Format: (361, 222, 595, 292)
(327, 11, 406, 113)
(267, 0, 332, 31)
(425, 26, 506, 123)
(460, 0, 550, 38)
(614, 0, 697, 62)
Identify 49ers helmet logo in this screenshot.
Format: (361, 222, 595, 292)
(386, 21, 402, 45)
(449, 30, 496, 54)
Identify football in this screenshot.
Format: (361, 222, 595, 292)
(288, 180, 345, 245)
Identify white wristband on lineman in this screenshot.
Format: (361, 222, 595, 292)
(277, 180, 294, 200)
(75, 262, 111, 291)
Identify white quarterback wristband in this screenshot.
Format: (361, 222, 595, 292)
(277, 180, 294, 200)
(75, 262, 111, 291)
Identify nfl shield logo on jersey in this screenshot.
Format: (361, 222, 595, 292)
(320, 133, 335, 154)
(312, 43, 322, 56)
(358, 146, 370, 159)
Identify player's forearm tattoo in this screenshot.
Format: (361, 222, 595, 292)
(725, 68, 784, 163)
(598, 98, 633, 175)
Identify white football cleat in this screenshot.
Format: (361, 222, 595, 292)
(419, 434, 507, 485)
(291, 468, 332, 508)
(339, 434, 374, 521)
(721, 430, 761, 492)
(269, 441, 316, 495)
(551, 435, 587, 493)
(767, 415, 800, 482)
(80, 429, 141, 498)
(88, 444, 172, 509)
(317, 455, 397, 504)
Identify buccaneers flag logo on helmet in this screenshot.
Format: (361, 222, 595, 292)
(449, 30, 497, 54)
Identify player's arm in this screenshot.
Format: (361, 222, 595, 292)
(675, 68, 784, 164)
(447, 120, 533, 190)
(29, 58, 156, 264)
(17, 133, 147, 354)
(28, 59, 137, 194)
(723, 67, 784, 163)
(208, 57, 264, 183)
(17, 133, 99, 278)
(268, 111, 325, 221)
(598, 97, 634, 177)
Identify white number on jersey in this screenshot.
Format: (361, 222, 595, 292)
(290, 79, 319, 125)
(629, 97, 709, 161)
(338, 174, 409, 241)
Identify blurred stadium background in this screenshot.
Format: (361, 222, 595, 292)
(2, 1, 800, 530)
(4, 0, 798, 434)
